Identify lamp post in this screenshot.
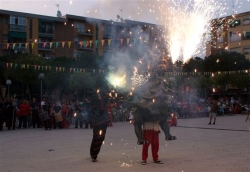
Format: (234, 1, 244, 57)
(38, 73, 45, 103)
(6, 79, 12, 97)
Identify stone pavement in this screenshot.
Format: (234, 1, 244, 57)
(0, 115, 249, 172)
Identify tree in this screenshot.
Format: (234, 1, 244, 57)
(69, 72, 96, 99)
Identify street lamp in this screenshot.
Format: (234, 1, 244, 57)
(6, 79, 12, 97)
(38, 73, 45, 103)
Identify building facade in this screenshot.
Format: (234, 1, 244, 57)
(0, 9, 163, 59)
(207, 11, 250, 60)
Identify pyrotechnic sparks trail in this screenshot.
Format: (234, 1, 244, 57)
(162, 0, 227, 63)
(137, 0, 232, 63)
(131, 66, 149, 88)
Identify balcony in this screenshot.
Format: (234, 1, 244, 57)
(103, 31, 115, 38)
(75, 42, 94, 51)
(77, 28, 93, 36)
(9, 24, 26, 32)
(39, 27, 53, 35)
(38, 43, 54, 51)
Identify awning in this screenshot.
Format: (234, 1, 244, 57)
(8, 31, 26, 39)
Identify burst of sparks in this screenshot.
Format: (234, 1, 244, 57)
(137, 0, 230, 63)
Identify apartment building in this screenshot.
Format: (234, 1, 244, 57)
(0, 9, 162, 59)
(206, 11, 250, 60)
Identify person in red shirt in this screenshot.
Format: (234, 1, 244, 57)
(17, 100, 30, 129)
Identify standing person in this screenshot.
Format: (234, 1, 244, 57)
(209, 100, 219, 125)
(17, 100, 30, 129)
(182, 100, 188, 118)
(51, 100, 62, 129)
(4, 97, 16, 130)
(42, 100, 51, 130)
(30, 98, 41, 128)
(84, 98, 91, 129)
(141, 121, 163, 165)
(90, 93, 109, 162)
(74, 100, 83, 128)
(0, 102, 4, 130)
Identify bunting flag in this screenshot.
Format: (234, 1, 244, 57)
(43, 42, 47, 48)
(101, 40, 105, 47)
(15, 64, 18, 68)
(10, 63, 13, 68)
(62, 42, 65, 48)
(68, 41, 71, 48)
(31, 43, 34, 49)
(34, 65, 37, 70)
(108, 40, 111, 46)
(70, 68, 72, 72)
(86, 41, 89, 47)
(13, 43, 16, 49)
(56, 42, 59, 48)
(89, 41, 92, 47)
(19, 43, 22, 49)
(120, 39, 123, 44)
(50, 42, 53, 49)
(79, 41, 83, 47)
(41, 66, 44, 71)
(83, 41, 86, 47)
(95, 40, 98, 47)
(49, 66, 52, 71)
(6, 63, 8, 68)
(27, 65, 29, 69)
(25, 43, 28, 49)
(127, 38, 130, 44)
(242, 31, 246, 37)
(56, 67, 58, 72)
(38, 66, 40, 70)
(45, 66, 48, 71)
(7, 43, 10, 49)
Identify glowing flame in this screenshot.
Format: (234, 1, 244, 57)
(99, 130, 102, 135)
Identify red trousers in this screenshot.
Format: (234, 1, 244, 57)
(142, 130, 159, 161)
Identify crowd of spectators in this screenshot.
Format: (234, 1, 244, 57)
(174, 96, 250, 118)
(0, 97, 129, 131)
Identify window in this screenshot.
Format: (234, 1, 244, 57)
(230, 47, 241, 53)
(18, 18, 26, 25)
(29, 19, 32, 39)
(10, 16, 26, 25)
(229, 19, 241, 28)
(10, 16, 17, 24)
(74, 22, 86, 32)
(243, 17, 250, 25)
(230, 33, 241, 42)
(242, 31, 250, 40)
(243, 46, 250, 54)
(217, 36, 223, 43)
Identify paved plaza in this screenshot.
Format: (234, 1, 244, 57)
(0, 115, 249, 172)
